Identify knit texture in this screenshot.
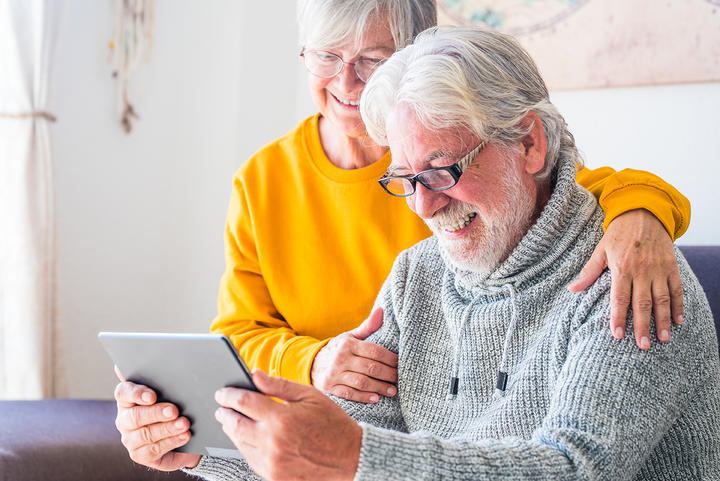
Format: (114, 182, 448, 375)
(187, 154, 716, 480)
(347, 154, 720, 480)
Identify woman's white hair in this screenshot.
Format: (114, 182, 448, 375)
(361, 25, 581, 180)
(297, 0, 437, 52)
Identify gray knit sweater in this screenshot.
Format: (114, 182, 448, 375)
(188, 155, 720, 480)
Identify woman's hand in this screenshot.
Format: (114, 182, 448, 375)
(113, 367, 200, 471)
(569, 209, 684, 350)
(311, 308, 398, 403)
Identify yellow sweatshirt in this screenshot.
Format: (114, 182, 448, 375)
(211, 114, 691, 385)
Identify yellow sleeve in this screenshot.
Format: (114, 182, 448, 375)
(575, 165, 691, 241)
(210, 175, 328, 385)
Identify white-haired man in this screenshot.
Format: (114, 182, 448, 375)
(182, 26, 720, 480)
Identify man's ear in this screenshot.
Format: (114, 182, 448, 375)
(518, 111, 547, 175)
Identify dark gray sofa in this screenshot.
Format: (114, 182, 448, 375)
(0, 246, 717, 481)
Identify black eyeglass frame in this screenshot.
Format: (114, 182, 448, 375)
(378, 140, 489, 197)
(299, 48, 386, 83)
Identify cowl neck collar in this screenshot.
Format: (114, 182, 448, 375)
(439, 154, 597, 299)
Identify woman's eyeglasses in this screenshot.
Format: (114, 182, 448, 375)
(300, 49, 386, 83)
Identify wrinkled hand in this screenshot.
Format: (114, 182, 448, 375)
(215, 370, 361, 481)
(568, 209, 684, 350)
(113, 367, 200, 471)
(311, 307, 398, 403)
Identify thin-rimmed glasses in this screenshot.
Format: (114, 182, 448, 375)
(300, 49, 386, 83)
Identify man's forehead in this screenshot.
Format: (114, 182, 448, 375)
(386, 109, 474, 170)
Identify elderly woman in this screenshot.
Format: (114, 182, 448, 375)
(113, 0, 690, 473)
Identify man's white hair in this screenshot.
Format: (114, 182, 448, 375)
(361, 25, 581, 180)
(297, 0, 437, 52)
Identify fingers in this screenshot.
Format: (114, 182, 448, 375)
(126, 431, 193, 471)
(114, 365, 126, 382)
(121, 416, 190, 451)
(215, 406, 258, 449)
(350, 339, 398, 368)
(631, 279, 652, 350)
(250, 369, 310, 403)
(668, 270, 685, 325)
(114, 381, 156, 409)
(116, 401, 179, 431)
(568, 244, 608, 292)
(349, 308, 384, 340)
(326, 384, 383, 403)
(215, 372, 310, 422)
(349, 354, 398, 383)
(609, 273, 632, 340)
(651, 280, 672, 343)
(338, 371, 396, 398)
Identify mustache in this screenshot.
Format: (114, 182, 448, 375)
(426, 201, 478, 229)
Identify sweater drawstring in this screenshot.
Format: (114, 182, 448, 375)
(494, 283, 520, 399)
(447, 293, 481, 400)
(447, 282, 520, 400)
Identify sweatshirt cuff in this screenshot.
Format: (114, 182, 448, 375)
(600, 184, 683, 240)
(276, 336, 331, 385)
(354, 423, 415, 481)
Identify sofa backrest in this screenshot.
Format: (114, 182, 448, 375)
(678, 245, 720, 355)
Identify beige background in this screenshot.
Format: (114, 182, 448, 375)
(438, 0, 720, 90)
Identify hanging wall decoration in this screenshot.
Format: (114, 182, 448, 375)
(438, 0, 720, 90)
(109, 0, 155, 133)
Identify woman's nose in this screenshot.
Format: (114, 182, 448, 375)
(334, 62, 363, 91)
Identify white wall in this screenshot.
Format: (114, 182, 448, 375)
(552, 82, 720, 245)
(52, 1, 305, 398)
(50, 3, 719, 399)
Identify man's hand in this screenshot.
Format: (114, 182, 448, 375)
(311, 307, 398, 403)
(568, 209, 684, 350)
(114, 367, 200, 471)
(215, 370, 361, 481)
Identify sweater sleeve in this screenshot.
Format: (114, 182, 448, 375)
(182, 455, 260, 481)
(575, 165, 691, 240)
(330, 267, 409, 433)
(354, 255, 712, 481)
(210, 174, 329, 386)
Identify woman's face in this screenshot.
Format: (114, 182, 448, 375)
(306, 16, 395, 139)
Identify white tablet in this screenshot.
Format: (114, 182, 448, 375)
(98, 332, 257, 459)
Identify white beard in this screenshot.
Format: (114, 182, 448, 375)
(425, 156, 537, 274)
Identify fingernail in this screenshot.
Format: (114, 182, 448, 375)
(175, 419, 185, 429)
(613, 327, 624, 339)
(163, 406, 173, 419)
(179, 433, 189, 441)
(369, 394, 379, 403)
(677, 315, 684, 325)
(387, 386, 396, 396)
(659, 329, 670, 342)
(640, 337, 650, 350)
(214, 408, 223, 420)
(141, 391, 152, 403)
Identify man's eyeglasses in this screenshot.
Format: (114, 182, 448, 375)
(378, 140, 488, 197)
(300, 49, 386, 83)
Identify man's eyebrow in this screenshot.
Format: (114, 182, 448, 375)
(423, 150, 451, 165)
(385, 149, 452, 177)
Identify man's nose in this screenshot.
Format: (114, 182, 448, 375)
(411, 183, 447, 219)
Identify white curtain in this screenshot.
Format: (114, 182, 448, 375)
(0, 0, 59, 399)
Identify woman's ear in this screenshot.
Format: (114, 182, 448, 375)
(518, 111, 547, 175)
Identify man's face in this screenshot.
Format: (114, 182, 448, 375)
(385, 106, 540, 273)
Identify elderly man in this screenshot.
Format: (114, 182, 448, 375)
(124, 27, 720, 480)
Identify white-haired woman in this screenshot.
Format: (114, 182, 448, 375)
(113, 0, 690, 472)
